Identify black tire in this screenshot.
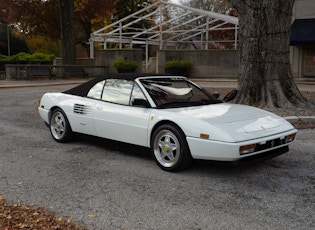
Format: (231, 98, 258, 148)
(151, 124, 192, 172)
(50, 108, 74, 143)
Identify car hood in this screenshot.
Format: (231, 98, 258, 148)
(159, 103, 295, 142)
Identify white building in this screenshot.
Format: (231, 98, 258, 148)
(291, 0, 315, 78)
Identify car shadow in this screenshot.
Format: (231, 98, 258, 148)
(72, 133, 285, 174)
(187, 157, 286, 177)
(74, 133, 153, 161)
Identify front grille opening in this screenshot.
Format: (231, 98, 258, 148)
(255, 138, 284, 152)
(240, 133, 296, 156)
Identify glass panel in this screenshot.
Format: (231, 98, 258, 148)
(87, 80, 105, 99)
(102, 79, 133, 105)
(140, 78, 220, 108)
(130, 84, 146, 105)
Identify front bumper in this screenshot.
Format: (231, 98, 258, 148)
(38, 107, 50, 124)
(186, 130, 296, 161)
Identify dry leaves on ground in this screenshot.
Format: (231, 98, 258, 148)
(0, 196, 87, 230)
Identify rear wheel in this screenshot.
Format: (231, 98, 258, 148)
(151, 124, 192, 172)
(50, 108, 74, 143)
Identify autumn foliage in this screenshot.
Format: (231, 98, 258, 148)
(0, 0, 114, 57)
(0, 0, 113, 40)
(0, 196, 87, 230)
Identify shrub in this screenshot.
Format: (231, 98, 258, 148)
(31, 52, 56, 61)
(165, 59, 192, 69)
(112, 56, 138, 73)
(0, 54, 9, 60)
(0, 52, 55, 62)
(9, 52, 33, 61)
(165, 59, 192, 76)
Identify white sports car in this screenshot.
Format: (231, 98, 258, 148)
(38, 74, 297, 171)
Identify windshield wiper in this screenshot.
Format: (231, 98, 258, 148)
(199, 99, 222, 105)
(157, 99, 222, 109)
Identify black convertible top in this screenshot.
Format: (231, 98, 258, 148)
(63, 73, 168, 97)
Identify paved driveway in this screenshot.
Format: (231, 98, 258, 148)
(0, 85, 314, 230)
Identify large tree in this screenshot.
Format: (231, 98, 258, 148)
(0, 0, 61, 40)
(0, 0, 113, 57)
(74, 0, 113, 55)
(0, 19, 29, 56)
(59, 0, 76, 64)
(228, 0, 312, 109)
(112, 0, 153, 33)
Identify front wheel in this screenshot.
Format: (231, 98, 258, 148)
(50, 108, 74, 143)
(151, 124, 192, 172)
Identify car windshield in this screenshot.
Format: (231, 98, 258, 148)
(140, 78, 222, 108)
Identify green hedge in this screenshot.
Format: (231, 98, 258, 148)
(165, 59, 192, 69)
(165, 59, 192, 76)
(112, 56, 138, 73)
(0, 52, 55, 61)
(0, 52, 55, 71)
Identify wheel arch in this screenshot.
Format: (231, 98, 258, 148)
(48, 106, 63, 122)
(48, 106, 73, 131)
(49, 106, 75, 142)
(150, 119, 193, 171)
(150, 120, 187, 147)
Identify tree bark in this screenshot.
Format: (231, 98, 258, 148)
(59, 0, 76, 65)
(228, 0, 312, 109)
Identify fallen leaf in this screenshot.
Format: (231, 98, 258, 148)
(0, 197, 87, 229)
(17, 223, 27, 228)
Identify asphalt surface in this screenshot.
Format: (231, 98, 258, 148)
(0, 83, 314, 229)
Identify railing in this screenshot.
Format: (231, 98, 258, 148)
(0, 71, 5, 80)
(4, 64, 108, 80)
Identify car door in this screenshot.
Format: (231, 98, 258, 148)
(92, 79, 152, 147)
(67, 97, 96, 136)
(67, 80, 106, 136)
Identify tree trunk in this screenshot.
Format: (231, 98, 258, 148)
(59, 0, 76, 65)
(228, 0, 311, 109)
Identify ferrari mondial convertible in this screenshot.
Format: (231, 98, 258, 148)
(38, 74, 297, 171)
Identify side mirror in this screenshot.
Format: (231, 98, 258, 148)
(223, 89, 238, 102)
(131, 98, 150, 108)
(212, 92, 220, 99)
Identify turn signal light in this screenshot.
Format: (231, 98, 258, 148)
(200, 133, 209, 139)
(285, 133, 296, 143)
(240, 144, 256, 155)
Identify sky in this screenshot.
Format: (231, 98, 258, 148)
(171, 0, 181, 4)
